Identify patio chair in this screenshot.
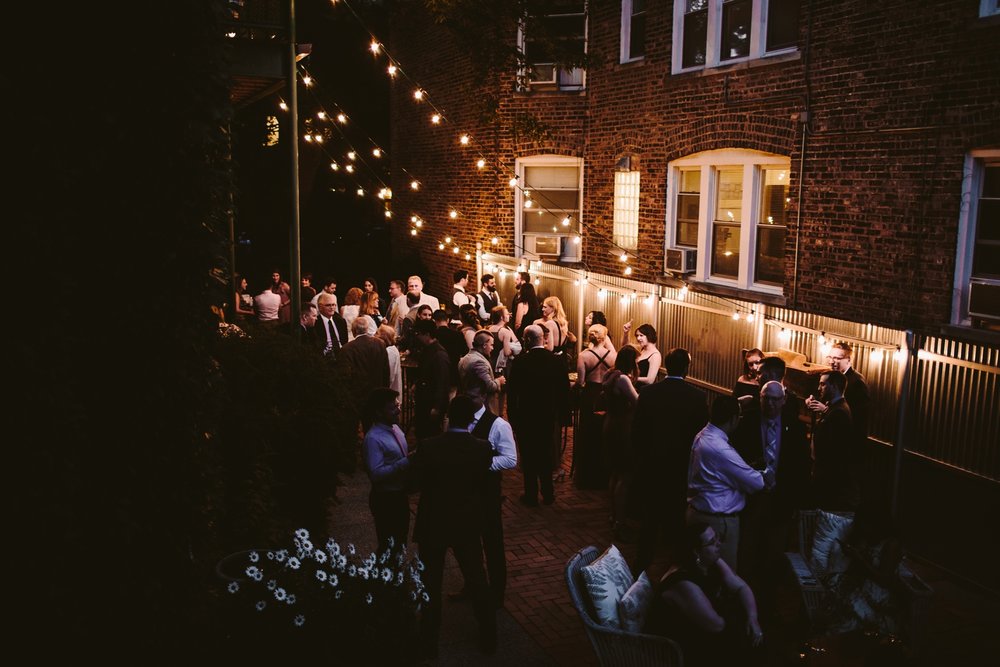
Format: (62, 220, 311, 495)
(566, 546, 683, 666)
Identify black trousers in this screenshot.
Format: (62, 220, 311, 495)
(481, 494, 506, 607)
(369, 489, 410, 554)
(418, 536, 496, 653)
(518, 425, 557, 502)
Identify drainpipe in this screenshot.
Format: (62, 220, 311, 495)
(891, 330, 920, 521)
(288, 0, 302, 338)
(791, 118, 807, 307)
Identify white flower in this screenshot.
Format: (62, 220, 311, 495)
(348, 565, 357, 577)
(335, 590, 343, 599)
(416, 559, 425, 572)
(255, 600, 266, 611)
(313, 550, 327, 564)
(365, 593, 373, 605)
(274, 588, 287, 601)
(422, 591, 430, 603)
(287, 557, 301, 570)
(286, 594, 297, 605)
(387, 536, 395, 549)
(360, 568, 369, 580)
(266, 579, 277, 591)
(274, 549, 288, 562)
(396, 572, 404, 586)
(410, 591, 417, 601)
(295, 528, 310, 541)
(348, 544, 356, 556)
(328, 574, 339, 587)
(245, 566, 261, 578)
(382, 568, 392, 582)
(227, 581, 240, 594)
(315, 570, 327, 582)
(266, 551, 275, 560)
(294, 614, 305, 627)
(248, 551, 260, 563)
(251, 571, 263, 582)
(337, 555, 347, 569)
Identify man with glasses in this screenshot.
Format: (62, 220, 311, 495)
(687, 395, 764, 572)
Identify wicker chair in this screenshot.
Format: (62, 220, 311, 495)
(566, 546, 684, 666)
(785, 510, 933, 647)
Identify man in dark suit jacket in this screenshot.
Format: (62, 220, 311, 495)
(734, 380, 811, 588)
(413, 395, 496, 657)
(298, 302, 318, 347)
(631, 347, 709, 574)
(314, 292, 348, 359)
(411, 319, 451, 439)
(506, 325, 569, 506)
(337, 315, 390, 408)
(811, 371, 858, 511)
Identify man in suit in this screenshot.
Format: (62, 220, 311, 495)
(458, 330, 505, 406)
(298, 302, 318, 346)
(734, 380, 811, 589)
(631, 347, 709, 574)
(413, 395, 497, 657)
(411, 318, 451, 439)
(338, 315, 390, 408)
(810, 371, 858, 511)
(506, 324, 568, 506)
(314, 292, 347, 359)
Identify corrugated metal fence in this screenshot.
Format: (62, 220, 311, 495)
(483, 254, 999, 482)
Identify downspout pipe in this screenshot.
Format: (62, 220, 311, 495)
(288, 0, 302, 338)
(891, 330, 920, 521)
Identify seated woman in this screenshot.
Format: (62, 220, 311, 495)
(651, 522, 764, 666)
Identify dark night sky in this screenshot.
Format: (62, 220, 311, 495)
(231, 0, 392, 293)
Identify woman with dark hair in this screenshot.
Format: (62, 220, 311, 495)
(362, 277, 381, 312)
(601, 344, 640, 538)
(512, 277, 540, 339)
(622, 321, 662, 385)
(360, 290, 384, 328)
(234, 273, 254, 320)
(487, 306, 521, 416)
(652, 522, 764, 666)
(459, 303, 481, 350)
(733, 348, 765, 398)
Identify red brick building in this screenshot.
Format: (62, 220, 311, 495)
(388, 0, 999, 336)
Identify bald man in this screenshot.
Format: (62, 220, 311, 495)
(733, 380, 811, 587)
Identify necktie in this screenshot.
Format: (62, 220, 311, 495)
(765, 420, 779, 471)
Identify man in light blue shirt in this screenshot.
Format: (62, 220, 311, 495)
(361, 388, 412, 554)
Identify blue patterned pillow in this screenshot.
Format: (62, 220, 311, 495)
(581, 545, 635, 628)
(810, 511, 853, 574)
(617, 571, 653, 633)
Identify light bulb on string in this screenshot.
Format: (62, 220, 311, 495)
(534, 278, 540, 286)
(746, 312, 755, 322)
(413, 89, 424, 101)
(870, 348, 884, 363)
(620, 294, 629, 305)
(453, 246, 460, 254)
(330, 162, 339, 171)
(410, 180, 419, 190)
(598, 288, 607, 298)
(465, 253, 471, 260)
(369, 40, 380, 54)
(818, 332, 827, 346)
(459, 134, 470, 145)
(347, 151, 356, 161)
(645, 294, 655, 305)
(279, 101, 288, 111)
(438, 243, 445, 250)
(619, 253, 628, 262)
(302, 75, 313, 86)
(304, 134, 313, 143)
(313, 134, 324, 144)
(445, 237, 452, 244)
(630, 291, 638, 300)
(372, 148, 382, 157)
(345, 165, 354, 173)
(573, 236, 581, 244)
(415, 219, 423, 227)
(624, 266, 633, 276)
(431, 114, 441, 124)
(491, 237, 499, 245)
(562, 217, 571, 227)
(732, 312, 741, 321)
(384, 210, 392, 219)
(778, 327, 791, 344)
(679, 285, 689, 299)
(387, 64, 397, 76)
(477, 159, 486, 169)
(449, 210, 458, 219)
(356, 188, 364, 196)
(337, 113, 347, 123)
(316, 111, 327, 120)
(525, 200, 533, 208)
(410, 228, 417, 236)
(893, 345, 905, 362)
(508, 177, 518, 187)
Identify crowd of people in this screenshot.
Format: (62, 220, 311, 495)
(227, 267, 895, 663)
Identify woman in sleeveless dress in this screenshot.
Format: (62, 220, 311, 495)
(573, 324, 617, 489)
(486, 306, 521, 416)
(622, 321, 662, 385)
(601, 345, 640, 539)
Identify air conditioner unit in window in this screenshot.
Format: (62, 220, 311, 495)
(666, 247, 697, 274)
(529, 63, 557, 85)
(968, 278, 1000, 322)
(523, 235, 561, 258)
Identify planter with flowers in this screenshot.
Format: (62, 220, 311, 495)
(218, 528, 425, 663)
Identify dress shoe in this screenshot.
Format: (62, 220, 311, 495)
(519, 494, 539, 507)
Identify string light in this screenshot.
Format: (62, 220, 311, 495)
(445, 237, 452, 244)
(679, 285, 689, 299)
(508, 177, 518, 187)
(598, 288, 607, 298)
(465, 253, 471, 260)
(413, 89, 424, 100)
(746, 312, 754, 322)
(330, 162, 339, 170)
(387, 64, 397, 76)
(869, 348, 884, 363)
(337, 113, 347, 123)
(316, 111, 327, 120)
(415, 219, 423, 227)
(356, 188, 364, 196)
(410, 228, 417, 236)
(491, 237, 499, 245)
(304, 135, 313, 143)
(732, 312, 741, 321)
(534, 278, 540, 285)
(302, 75, 313, 86)
(477, 159, 486, 169)
(459, 134, 470, 145)
(345, 164, 354, 173)
(313, 135, 324, 144)
(369, 40, 380, 54)
(574, 236, 581, 244)
(525, 200, 533, 208)
(778, 327, 791, 344)
(279, 101, 288, 111)
(347, 151, 356, 161)
(449, 210, 458, 219)
(624, 266, 633, 276)
(372, 147, 382, 157)
(453, 246, 460, 254)
(431, 114, 441, 124)
(893, 345, 905, 362)
(410, 180, 419, 190)
(562, 217, 571, 227)
(438, 243, 445, 250)
(619, 253, 628, 262)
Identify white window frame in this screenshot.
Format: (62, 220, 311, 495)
(665, 149, 789, 294)
(671, 0, 798, 75)
(518, 2, 588, 92)
(614, 169, 640, 250)
(952, 149, 1000, 326)
(981, 0, 1000, 17)
(515, 155, 584, 262)
(620, 0, 646, 63)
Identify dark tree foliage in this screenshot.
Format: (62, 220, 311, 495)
(11, 1, 356, 657)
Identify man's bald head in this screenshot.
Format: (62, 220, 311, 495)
(523, 324, 544, 348)
(760, 380, 786, 419)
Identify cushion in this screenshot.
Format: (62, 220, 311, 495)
(581, 545, 635, 628)
(617, 571, 653, 633)
(810, 511, 853, 574)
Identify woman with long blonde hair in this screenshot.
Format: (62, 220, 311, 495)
(535, 296, 569, 352)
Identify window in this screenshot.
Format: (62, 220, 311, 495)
(665, 149, 790, 293)
(621, 0, 647, 62)
(515, 155, 583, 262)
(672, 0, 799, 73)
(519, 0, 587, 91)
(954, 151, 1000, 329)
(981, 0, 1000, 17)
(614, 169, 640, 250)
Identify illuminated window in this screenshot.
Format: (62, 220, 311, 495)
(614, 169, 640, 250)
(515, 155, 583, 262)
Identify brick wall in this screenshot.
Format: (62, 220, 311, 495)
(390, 0, 1000, 331)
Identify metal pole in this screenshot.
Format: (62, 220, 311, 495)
(288, 0, 302, 338)
(890, 329, 920, 520)
(226, 125, 237, 323)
